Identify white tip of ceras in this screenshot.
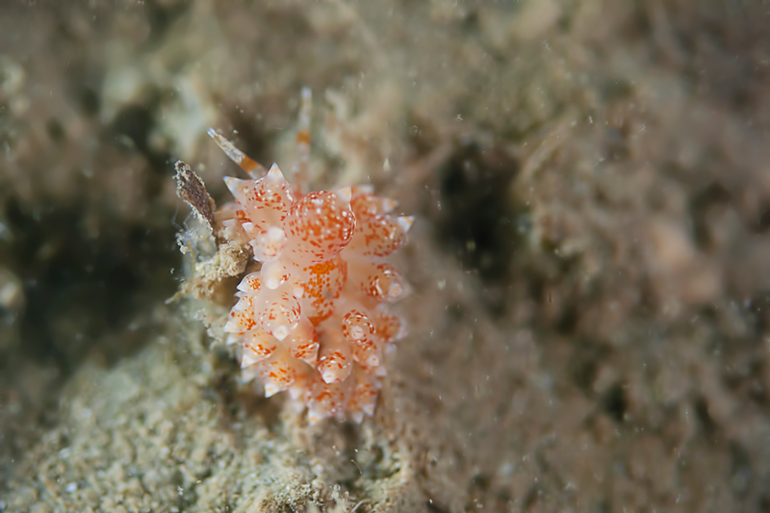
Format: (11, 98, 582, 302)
(260, 259, 288, 289)
(286, 386, 304, 402)
(236, 272, 262, 293)
(357, 184, 375, 194)
(206, 127, 218, 139)
(263, 383, 280, 398)
(266, 225, 286, 241)
(266, 163, 284, 181)
(240, 365, 260, 384)
(240, 350, 260, 368)
(271, 322, 298, 341)
(394, 323, 408, 342)
(387, 282, 404, 301)
(381, 197, 398, 213)
(361, 400, 376, 416)
(252, 227, 287, 263)
(272, 326, 289, 341)
(320, 369, 336, 383)
(397, 216, 415, 233)
(307, 412, 321, 426)
(223, 176, 250, 197)
(264, 276, 282, 290)
(335, 186, 352, 204)
(301, 87, 311, 101)
(383, 272, 410, 302)
(223, 319, 240, 333)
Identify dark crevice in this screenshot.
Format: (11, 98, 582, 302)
(2, 196, 177, 374)
(110, 98, 172, 175)
(569, 342, 608, 395)
(689, 181, 732, 248)
(602, 383, 627, 423)
(694, 395, 717, 436)
(144, 0, 192, 47)
(729, 441, 752, 499)
(433, 140, 520, 285)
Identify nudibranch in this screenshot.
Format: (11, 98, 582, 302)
(206, 89, 412, 424)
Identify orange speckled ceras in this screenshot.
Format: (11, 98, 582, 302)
(210, 88, 412, 424)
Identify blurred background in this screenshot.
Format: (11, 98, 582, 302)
(1, 1, 770, 511)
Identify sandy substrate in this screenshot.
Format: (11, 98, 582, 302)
(2, 1, 770, 511)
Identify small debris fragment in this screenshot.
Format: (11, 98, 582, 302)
(174, 160, 216, 234)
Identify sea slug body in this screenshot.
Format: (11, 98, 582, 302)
(203, 89, 412, 424)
